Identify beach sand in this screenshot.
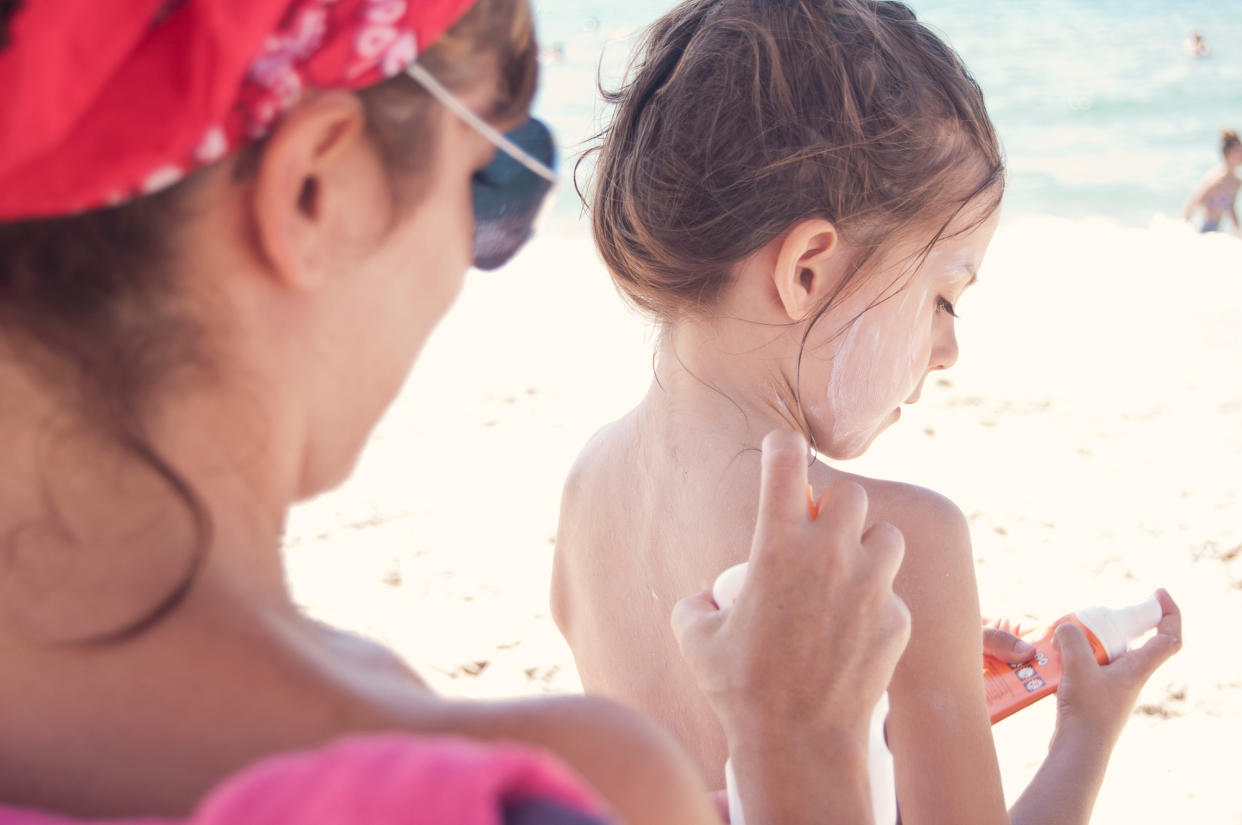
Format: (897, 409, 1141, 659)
(282, 215, 1242, 823)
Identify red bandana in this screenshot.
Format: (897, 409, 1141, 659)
(0, 0, 477, 220)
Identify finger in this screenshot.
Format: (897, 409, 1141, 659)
(982, 627, 1036, 663)
(671, 590, 727, 655)
(814, 479, 869, 541)
(1153, 588, 1182, 646)
(859, 519, 904, 583)
(1114, 591, 1182, 678)
(755, 430, 812, 526)
(1054, 622, 1098, 676)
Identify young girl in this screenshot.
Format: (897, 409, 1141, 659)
(553, 1, 1182, 823)
(1183, 129, 1241, 233)
(0, 1, 909, 823)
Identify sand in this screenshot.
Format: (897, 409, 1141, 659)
(281, 214, 1242, 823)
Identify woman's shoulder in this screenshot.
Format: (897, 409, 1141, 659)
(424, 695, 714, 825)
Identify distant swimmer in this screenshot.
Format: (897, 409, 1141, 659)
(1184, 30, 1211, 57)
(1183, 129, 1241, 233)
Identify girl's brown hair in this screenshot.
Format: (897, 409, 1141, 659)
(1222, 129, 1241, 155)
(0, 0, 536, 643)
(587, 0, 1004, 324)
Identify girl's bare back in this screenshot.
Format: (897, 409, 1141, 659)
(552, 394, 994, 803)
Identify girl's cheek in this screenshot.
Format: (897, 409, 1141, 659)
(893, 288, 934, 391)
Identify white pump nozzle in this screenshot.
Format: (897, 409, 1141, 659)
(1075, 594, 1163, 662)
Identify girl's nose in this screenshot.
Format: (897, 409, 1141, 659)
(930, 322, 959, 372)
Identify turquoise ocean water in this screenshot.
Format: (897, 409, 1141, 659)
(529, 0, 1242, 230)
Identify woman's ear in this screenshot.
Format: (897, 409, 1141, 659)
(249, 90, 382, 291)
(771, 218, 843, 321)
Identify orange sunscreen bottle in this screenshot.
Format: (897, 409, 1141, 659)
(984, 594, 1162, 724)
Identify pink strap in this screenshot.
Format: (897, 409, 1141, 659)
(0, 734, 613, 825)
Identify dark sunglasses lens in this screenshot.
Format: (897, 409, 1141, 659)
(472, 117, 556, 271)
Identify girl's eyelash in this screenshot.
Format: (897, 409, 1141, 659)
(937, 296, 959, 317)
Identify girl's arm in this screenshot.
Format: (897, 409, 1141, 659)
(881, 487, 1009, 825)
(881, 488, 1181, 825)
(1008, 592, 1181, 825)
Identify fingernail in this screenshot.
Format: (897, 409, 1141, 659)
(1014, 639, 1035, 656)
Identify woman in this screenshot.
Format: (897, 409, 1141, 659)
(1183, 129, 1241, 234)
(0, 1, 909, 822)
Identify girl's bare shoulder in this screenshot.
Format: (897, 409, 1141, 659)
(808, 467, 980, 645)
(810, 465, 970, 551)
(560, 409, 651, 512)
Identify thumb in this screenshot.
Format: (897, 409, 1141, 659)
(982, 627, 1036, 663)
(671, 589, 726, 655)
(1113, 628, 1181, 682)
(1054, 622, 1097, 676)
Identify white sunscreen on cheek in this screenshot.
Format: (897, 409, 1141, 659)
(712, 562, 897, 825)
(818, 284, 933, 455)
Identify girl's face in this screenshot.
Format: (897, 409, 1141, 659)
(800, 205, 1000, 460)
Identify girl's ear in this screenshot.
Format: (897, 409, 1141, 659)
(771, 218, 843, 322)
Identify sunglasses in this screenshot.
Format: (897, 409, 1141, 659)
(407, 63, 558, 271)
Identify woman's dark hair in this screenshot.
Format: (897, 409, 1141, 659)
(0, 0, 537, 644)
(1223, 129, 1241, 156)
(586, 0, 1004, 323)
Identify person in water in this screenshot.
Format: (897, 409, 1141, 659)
(1183, 30, 1210, 58)
(0, 1, 913, 823)
(1183, 129, 1242, 234)
(553, 1, 1183, 823)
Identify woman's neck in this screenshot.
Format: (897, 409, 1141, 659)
(0, 357, 300, 643)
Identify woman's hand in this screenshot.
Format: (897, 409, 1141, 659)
(670, 429, 910, 752)
(669, 430, 910, 825)
(1052, 588, 1182, 748)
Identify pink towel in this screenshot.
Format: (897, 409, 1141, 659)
(0, 734, 613, 825)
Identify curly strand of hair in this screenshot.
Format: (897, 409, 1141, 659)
(78, 431, 212, 645)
